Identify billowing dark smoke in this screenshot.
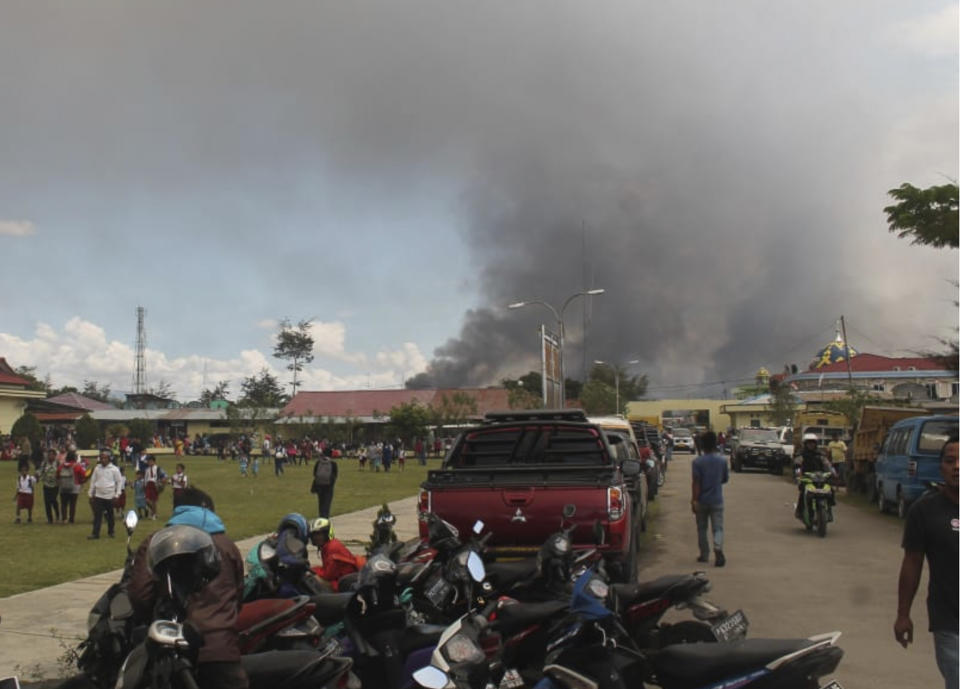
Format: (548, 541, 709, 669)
(396, 4, 958, 392)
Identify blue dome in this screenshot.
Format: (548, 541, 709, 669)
(813, 337, 857, 369)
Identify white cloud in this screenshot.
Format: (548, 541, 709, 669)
(885, 5, 958, 57)
(0, 220, 36, 236)
(256, 319, 278, 329)
(0, 318, 426, 400)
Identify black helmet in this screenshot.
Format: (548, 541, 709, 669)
(147, 525, 221, 600)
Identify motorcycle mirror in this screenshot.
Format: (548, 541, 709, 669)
(466, 551, 486, 583)
(124, 510, 138, 533)
(472, 520, 484, 535)
(413, 665, 450, 689)
(621, 459, 641, 477)
(562, 504, 576, 519)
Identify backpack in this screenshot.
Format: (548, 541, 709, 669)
(312, 459, 333, 489)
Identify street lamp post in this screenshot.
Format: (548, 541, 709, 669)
(593, 359, 640, 415)
(508, 289, 605, 406)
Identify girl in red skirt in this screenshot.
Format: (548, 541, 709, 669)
(14, 465, 36, 523)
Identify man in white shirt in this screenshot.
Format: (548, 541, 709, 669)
(88, 449, 122, 539)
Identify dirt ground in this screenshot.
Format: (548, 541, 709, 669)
(638, 452, 942, 689)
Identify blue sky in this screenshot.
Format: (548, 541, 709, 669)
(1, 1, 957, 400)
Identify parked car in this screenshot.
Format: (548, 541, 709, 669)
(729, 427, 789, 474)
(672, 428, 695, 452)
(419, 409, 643, 581)
(874, 414, 958, 519)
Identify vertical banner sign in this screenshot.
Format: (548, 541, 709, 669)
(541, 325, 562, 408)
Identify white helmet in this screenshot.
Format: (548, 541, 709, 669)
(802, 433, 818, 443)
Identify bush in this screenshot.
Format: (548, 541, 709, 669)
(10, 412, 42, 446)
(75, 414, 100, 449)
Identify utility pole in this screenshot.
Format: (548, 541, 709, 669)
(840, 315, 854, 389)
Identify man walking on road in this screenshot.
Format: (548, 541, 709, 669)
(691, 430, 728, 567)
(894, 435, 958, 689)
(88, 449, 122, 539)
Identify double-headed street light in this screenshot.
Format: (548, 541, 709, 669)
(508, 289, 605, 406)
(593, 359, 640, 415)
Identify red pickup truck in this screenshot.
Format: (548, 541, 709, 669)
(417, 409, 643, 582)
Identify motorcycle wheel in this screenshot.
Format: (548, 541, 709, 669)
(816, 502, 827, 538)
(658, 621, 717, 646)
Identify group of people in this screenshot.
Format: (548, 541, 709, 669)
(11, 439, 189, 536)
(688, 427, 958, 688)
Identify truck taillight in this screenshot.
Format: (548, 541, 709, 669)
(418, 488, 431, 520)
(608, 486, 624, 521)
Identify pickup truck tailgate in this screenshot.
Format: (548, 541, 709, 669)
(422, 466, 621, 553)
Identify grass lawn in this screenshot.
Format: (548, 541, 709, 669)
(0, 456, 433, 597)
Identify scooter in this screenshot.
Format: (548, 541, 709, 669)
(796, 471, 836, 538)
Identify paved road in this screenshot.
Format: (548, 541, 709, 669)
(639, 451, 940, 689)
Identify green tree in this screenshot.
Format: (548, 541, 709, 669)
(200, 380, 231, 406)
(11, 412, 43, 446)
(884, 182, 959, 248)
(388, 401, 432, 443)
(13, 366, 47, 392)
(75, 414, 101, 449)
(587, 363, 647, 401)
(580, 380, 618, 415)
(767, 378, 799, 427)
(429, 392, 479, 431)
(147, 379, 175, 399)
(127, 418, 156, 446)
(106, 423, 128, 441)
(274, 319, 315, 395)
(238, 368, 289, 407)
(81, 380, 112, 403)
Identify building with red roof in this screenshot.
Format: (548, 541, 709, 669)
(0, 358, 48, 435)
(278, 387, 511, 423)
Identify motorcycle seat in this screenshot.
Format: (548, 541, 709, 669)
(492, 599, 568, 634)
(237, 597, 305, 634)
(486, 559, 538, 588)
(612, 574, 697, 605)
(310, 592, 353, 624)
(652, 638, 816, 688)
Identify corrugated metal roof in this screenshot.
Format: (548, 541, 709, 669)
(46, 392, 114, 411)
(280, 388, 511, 419)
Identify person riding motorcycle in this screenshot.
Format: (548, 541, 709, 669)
(794, 433, 835, 518)
(127, 488, 248, 689)
(309, 517, 366, 591)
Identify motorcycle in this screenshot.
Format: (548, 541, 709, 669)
(114, 524, 353, 689)
(796, 471, 836, 537)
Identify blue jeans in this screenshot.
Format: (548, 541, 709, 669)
(696, 503, 724, 557)
(934, 630, 958, 689)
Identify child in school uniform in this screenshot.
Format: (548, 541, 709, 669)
(14, 465, 36, 523)
(133, 469, 147, 519)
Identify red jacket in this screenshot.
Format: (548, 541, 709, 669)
(311, 538, 364, 590)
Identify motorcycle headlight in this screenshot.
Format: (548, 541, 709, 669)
(552, 534, 571, 555)
(442, 632, 484, 664)
(586, 577, 609, 600)
(87, 611, 101, 632)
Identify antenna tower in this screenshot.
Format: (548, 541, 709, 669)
(134, 306, 147, 394)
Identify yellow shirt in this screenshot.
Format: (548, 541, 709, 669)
(827, 440, 847, 463)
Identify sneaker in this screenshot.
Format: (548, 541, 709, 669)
(696, 555, 710, 563)
(714, 550, 726, 567)
(87, 535, 99, 540)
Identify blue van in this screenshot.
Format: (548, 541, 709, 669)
(874, 414, 958, 518)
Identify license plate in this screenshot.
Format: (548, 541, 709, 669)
(820, 681, 843, 689)
(711, 609, 748, 641)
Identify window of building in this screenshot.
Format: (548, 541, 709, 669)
(872, 383, 885, 392)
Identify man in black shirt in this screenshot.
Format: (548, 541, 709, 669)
(895, 435, 958, 689)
